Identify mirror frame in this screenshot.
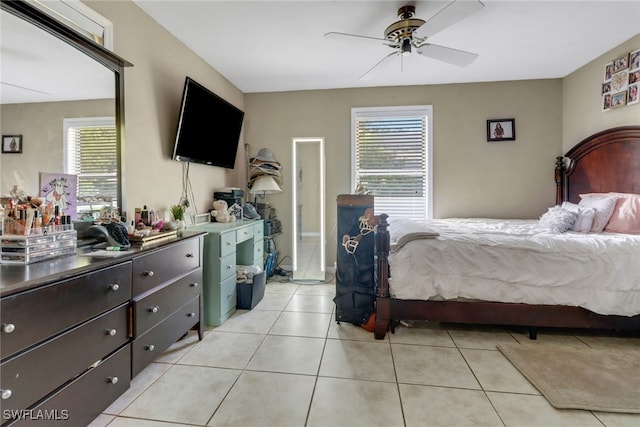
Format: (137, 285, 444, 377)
(1, 0, 132, 217)
(291, 137, 325, 281)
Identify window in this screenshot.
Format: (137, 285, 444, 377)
(352, 106, 433, 220)
(64, 117, 117, 218)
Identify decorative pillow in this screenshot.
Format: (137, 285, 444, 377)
(539, 206, 578, 233)
(578, 194, 619, 232)
(560, 202, 595, 232)
(603, 192, 640, 234)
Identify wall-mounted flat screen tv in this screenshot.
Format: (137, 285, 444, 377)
(172, 77, 244, 169)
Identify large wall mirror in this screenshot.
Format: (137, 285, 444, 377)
(0, 0, 130, 219)
(292, 137, 325, 281)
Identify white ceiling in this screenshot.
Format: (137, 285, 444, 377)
(134, 0, 640, 94)
(0, 7, 114, 104)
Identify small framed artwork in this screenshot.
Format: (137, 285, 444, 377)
(613, 54, 629, 73)
(630, 49, 640, 71)
(487, 119, 515, 141)
(603, 93, 612, 111)
(610, 90, 627, 109)
(2, 135, 22, 153)
(604, 61, 614, 81)
(628, 83, 639, 105)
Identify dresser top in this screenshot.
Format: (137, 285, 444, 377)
(0, 230, 205, 297)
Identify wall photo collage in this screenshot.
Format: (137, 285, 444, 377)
(602, 48, 640, 111)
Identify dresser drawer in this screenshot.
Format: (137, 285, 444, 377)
(1, 262, 132, 360)
(218, 231, 236, 258)
(236, 225, 253, 243)
(254, 241, 263, 261)
(132, 239, 200, 296)
(7, 345, 131, 427)
(217, 252, 236, 282)
(0, 304, 128, 414)
(253, 222, 264, 241)
(220, 275, 237, 319)
(133, 269, 202, 336)
(131, 296, 200, 377)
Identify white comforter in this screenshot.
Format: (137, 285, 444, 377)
(388, 218, 640, 316)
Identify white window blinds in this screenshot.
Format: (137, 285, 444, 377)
(352, 106, 432, 220)
(64, 117, 117, 215)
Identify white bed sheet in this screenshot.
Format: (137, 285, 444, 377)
(388, 218, 640, 316)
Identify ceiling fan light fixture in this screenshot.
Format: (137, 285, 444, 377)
(401, 38, 412, 56)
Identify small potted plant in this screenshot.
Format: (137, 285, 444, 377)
(170, 204, 186, 229)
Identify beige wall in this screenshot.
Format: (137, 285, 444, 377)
(245, 80, 563, 267)
(14, 0, 630, 272)
(90, 1, 246, 221)
(563, 34, 640, 151)
(1, 99, 113, 196)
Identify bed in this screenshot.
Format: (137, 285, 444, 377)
(373, 126, 640, 339)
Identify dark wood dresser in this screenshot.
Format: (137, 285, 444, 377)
(0, 232, 204, 426)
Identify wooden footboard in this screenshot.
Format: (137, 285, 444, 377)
(374, 214, 391, 339)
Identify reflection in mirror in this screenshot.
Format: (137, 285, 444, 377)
(292, 137, 325, 281)
(1, 3, 118, 219)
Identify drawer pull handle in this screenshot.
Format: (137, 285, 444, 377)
(144, 271, 154, 277)
(108, 283, 120, 292)
(227, 264, 233, 270)
(226, 241, 232, 246)
(227, 293, 233, 298)
(187, 312, 196, 318)
(190, 282, 199, 288)
(145, 345, 155, 352)
(107, 377, 119, 384)
(2, 323, 15, 334)
(186, 253, 194, 258)
(105, 329, 117, 336)
(148, 306, 159, 313)
(1, 389, 12, 400)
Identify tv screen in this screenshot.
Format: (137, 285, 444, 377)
(172, 77, 244, 169)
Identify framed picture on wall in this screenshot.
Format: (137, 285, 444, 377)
(630, 49, 640, 71)
(613, 54, 629, 73)
(627, 84, 639, 105)
(486, 119, 515, 141)
(610, 91, 627, 109)
(2, 135, 22, 153)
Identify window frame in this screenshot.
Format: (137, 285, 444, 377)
(64, 116, 117, 216)
(351, 105, 433, 220)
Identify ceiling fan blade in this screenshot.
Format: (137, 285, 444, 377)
(359, 51, 398, 80)
(415, 0, 484, 39)
(416, 43, 479, 67)
(324, 31, 391, 44)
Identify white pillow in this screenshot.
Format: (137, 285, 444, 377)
(561, 201, 596, 232)
(578, 194, 619, 232)
(539, 206, 578, 233)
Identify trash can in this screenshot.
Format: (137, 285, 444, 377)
(236, 271, 266, 310)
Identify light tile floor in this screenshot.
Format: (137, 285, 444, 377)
(90, 280, 640, 427)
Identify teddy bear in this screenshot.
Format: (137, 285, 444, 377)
(210, 199, 236, 223)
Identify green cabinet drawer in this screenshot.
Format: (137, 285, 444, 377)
(236, 225, 252, 243)
(253, 222, 264, 241)
(219, 231, 236, 258)
(254, 241, 263, 261)
(219, 252, 236, 282)
(219, 275, 237, 320)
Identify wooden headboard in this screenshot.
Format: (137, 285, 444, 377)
(556, 126, 640, 205)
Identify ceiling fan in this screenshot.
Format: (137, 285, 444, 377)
(325, 1, 484, 79)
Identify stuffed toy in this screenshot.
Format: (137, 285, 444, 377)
(210, 199, 235, 223)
